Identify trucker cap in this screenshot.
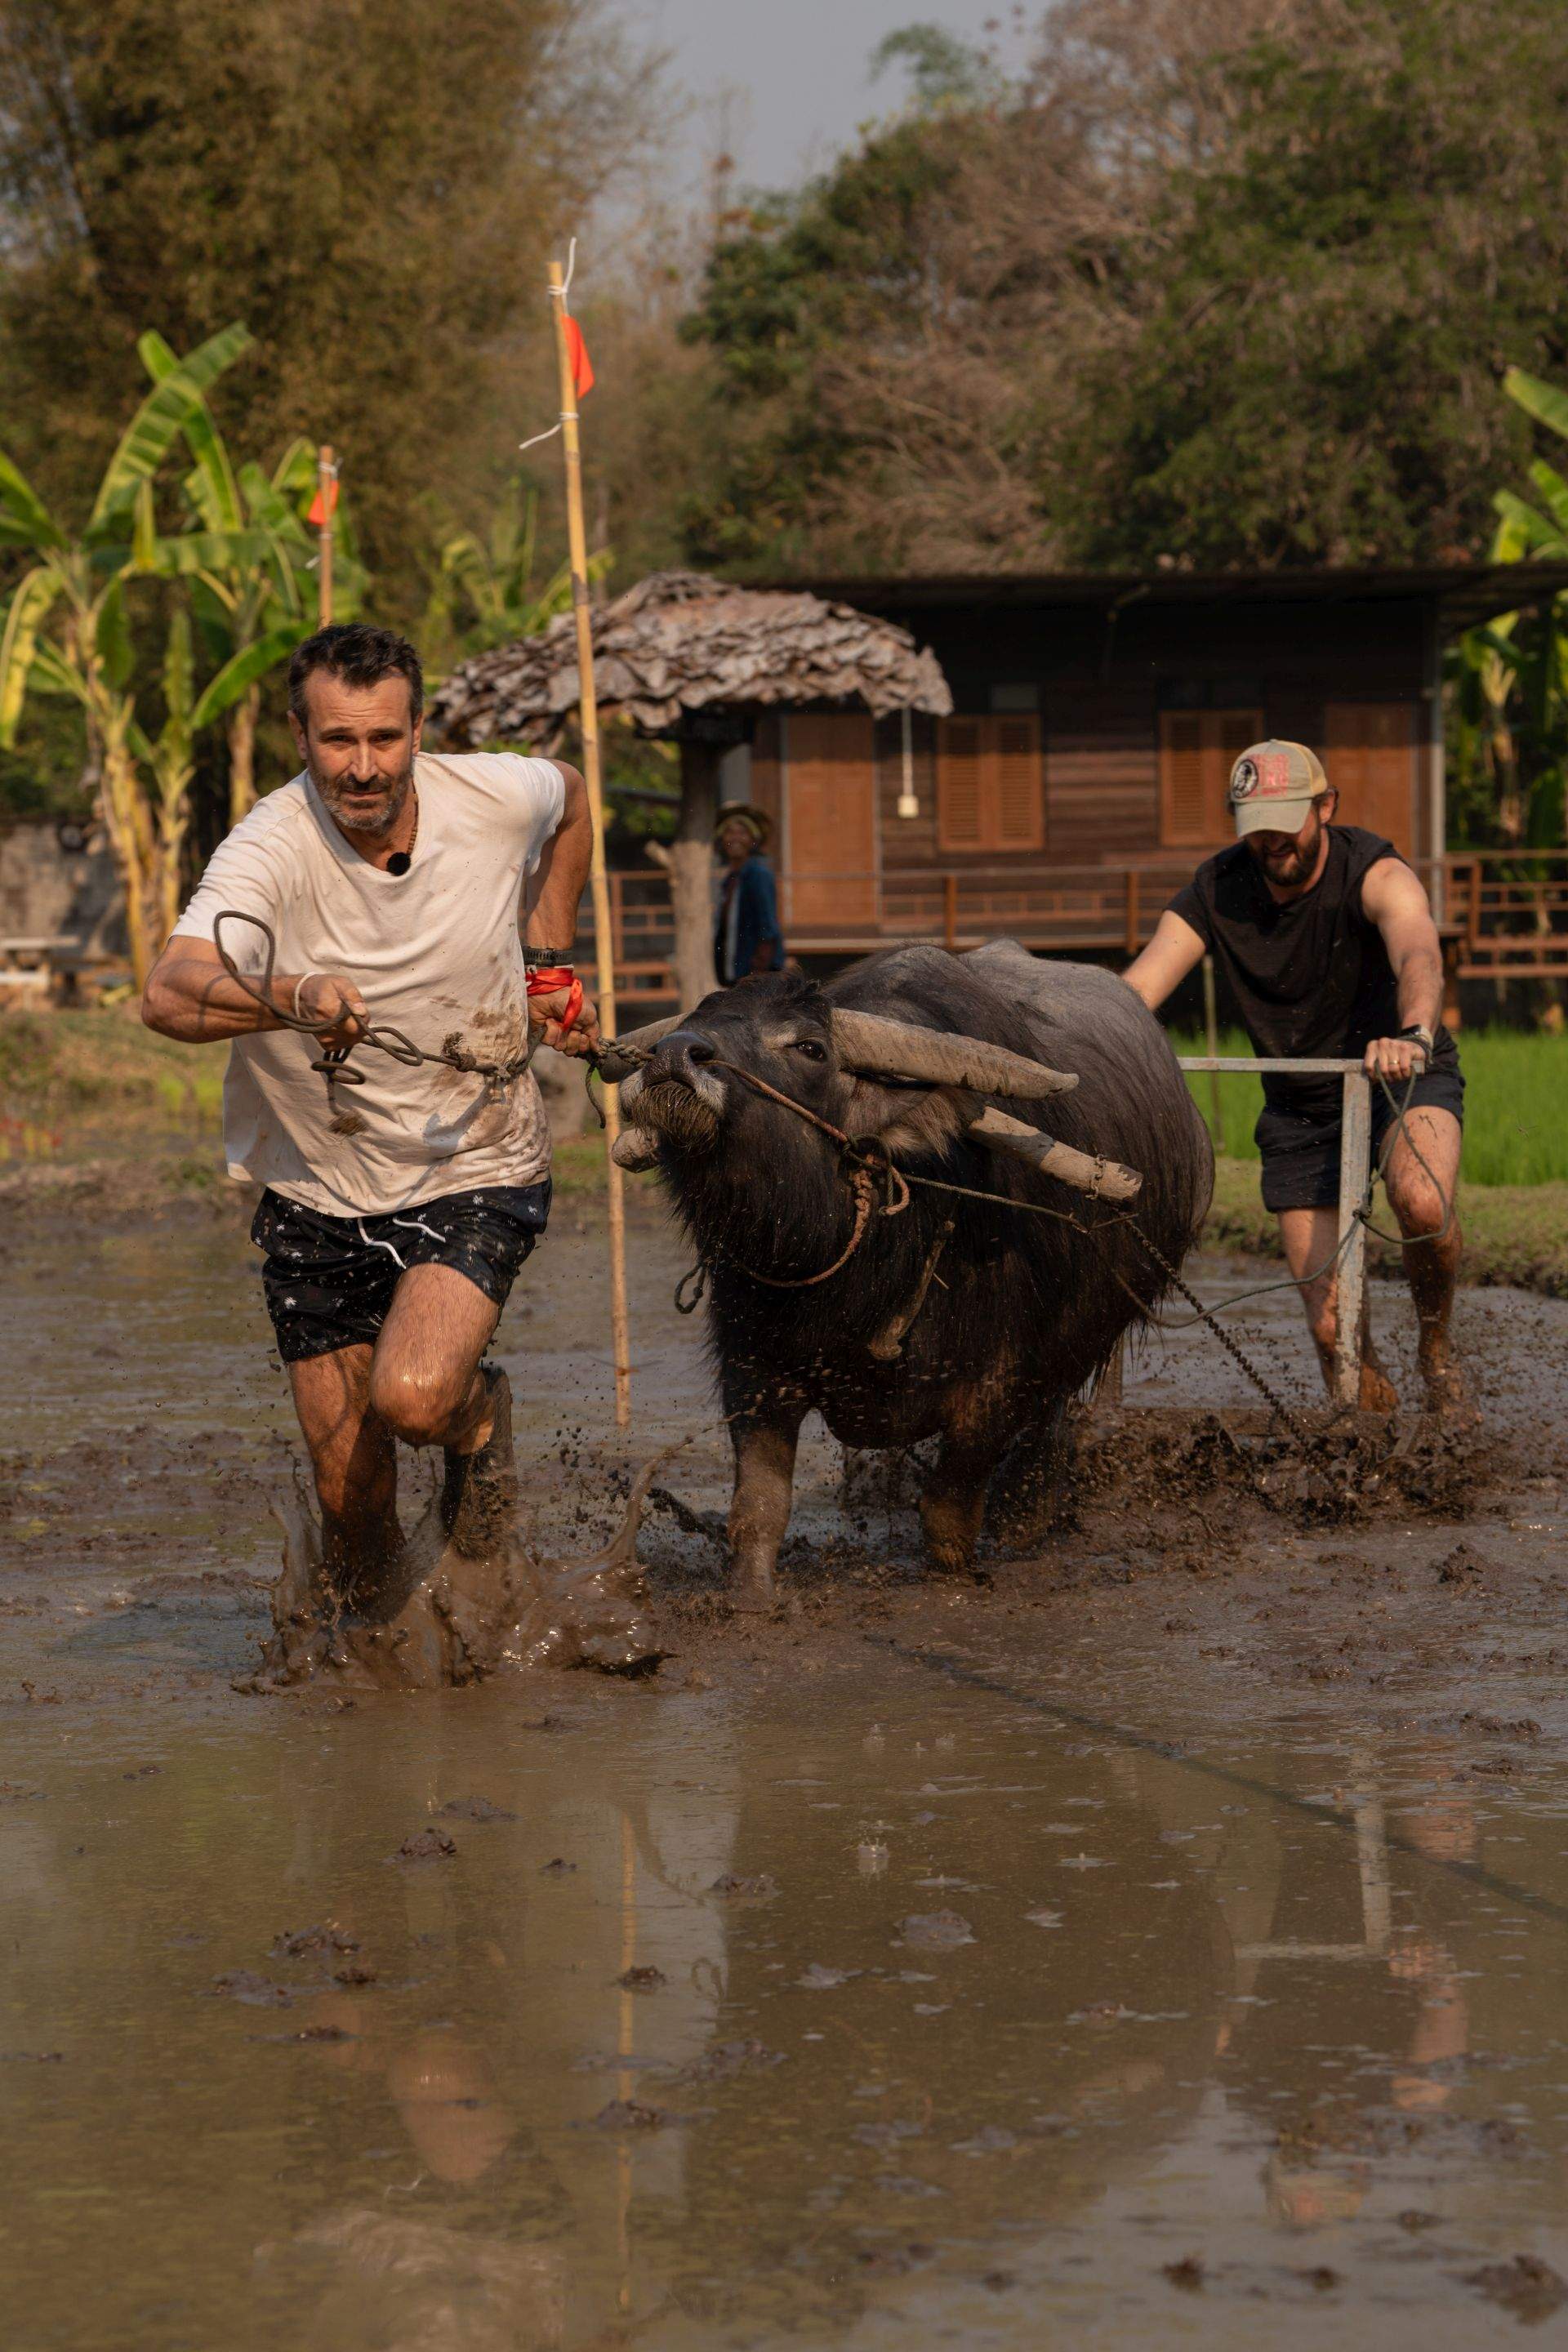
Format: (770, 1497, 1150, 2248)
(1227, 739, 1329, 836)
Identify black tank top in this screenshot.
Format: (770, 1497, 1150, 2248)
(1167, 826, 1453, 1116)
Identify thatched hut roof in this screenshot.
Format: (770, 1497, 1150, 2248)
(428, 569, 952, 746)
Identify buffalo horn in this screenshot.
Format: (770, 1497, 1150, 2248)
(595, 1013, 683, 1083)
(831, 1009, 1078, 1099)
(968, 1106, 1143, 1200)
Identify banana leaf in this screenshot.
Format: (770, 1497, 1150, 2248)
(191, 618, 310, 730)
(1504, 365, 1568, 442)
(0, 567, 65, 746)
(89, 321, 253, 532)
(0, 449, 65, 551)
(95, 577, 134, 691)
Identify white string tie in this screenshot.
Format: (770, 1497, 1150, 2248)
(390, 1213, 449, 1248)
(356, 1218, 407, 1271)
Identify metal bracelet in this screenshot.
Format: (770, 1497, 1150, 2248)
(523, 946, 574, 969)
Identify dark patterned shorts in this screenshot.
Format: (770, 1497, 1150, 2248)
(251, 1182, 551, 1363)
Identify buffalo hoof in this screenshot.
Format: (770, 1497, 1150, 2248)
(729, 1570, 778, 1615)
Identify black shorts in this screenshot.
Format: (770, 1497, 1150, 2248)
(1255, 1056, 1464, 1214)
(251, 1182, 550, 1364)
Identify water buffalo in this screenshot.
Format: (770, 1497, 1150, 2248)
(603, 940, 1212, 1606)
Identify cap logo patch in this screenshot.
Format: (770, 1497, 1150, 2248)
(1255, 751, 1294, 795)
(1230, 756, 1259, 801)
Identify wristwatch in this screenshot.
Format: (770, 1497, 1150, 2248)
(1398, 1022, 1435, 1061)
(523, 945, 574, 969)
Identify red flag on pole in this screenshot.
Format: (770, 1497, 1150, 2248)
(306, 476, 340, 527)
(563, 314, 595, 399)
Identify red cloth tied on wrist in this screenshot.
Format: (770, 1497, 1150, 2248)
(526, 966, 583, 1038)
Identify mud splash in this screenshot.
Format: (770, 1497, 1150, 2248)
(243, 1453, 677, 1693)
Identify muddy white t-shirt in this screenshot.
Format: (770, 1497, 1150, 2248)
(172, 752, 566, 1216)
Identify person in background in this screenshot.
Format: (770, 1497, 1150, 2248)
(1123, 738, 1466, 1419)
(714, 803, 784, 985)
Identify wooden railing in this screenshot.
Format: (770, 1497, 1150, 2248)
(585, 854, 1568, 1000)
(1446, 850, 1568, 978)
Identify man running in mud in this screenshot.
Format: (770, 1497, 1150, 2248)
(141, 622, 599, 1594)
(1124, 738, 1466, 1417)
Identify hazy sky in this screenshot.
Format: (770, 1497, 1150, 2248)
(636, 0, 1031, 191)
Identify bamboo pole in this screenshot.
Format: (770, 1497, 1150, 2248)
(548, 257, 631, 1427)
(315, 444, 336, 627)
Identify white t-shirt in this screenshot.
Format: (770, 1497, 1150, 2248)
(172, 751, 566, 1216)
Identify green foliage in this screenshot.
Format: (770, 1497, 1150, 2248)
(1446, 365, 1568, 847)
(422, 480, 599, 675)
(0, 0, 650, 622)
(1053, 0, 1568, 568)
(680, 114, 966, 568)
(679, 0, 1568, 581)
(869, 24, 1000, 109)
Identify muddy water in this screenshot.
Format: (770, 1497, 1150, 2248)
(5, 1208, 1568, 2345)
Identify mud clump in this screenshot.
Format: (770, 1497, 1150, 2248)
(391, 1828, 457, 1866)
(710, 1872, 777, 1900)
(272, 1924, 359, 1960)
(617, 1965, 666, 1993)
(1076, 1405, 1496, 1535)
(1464, 2255, 1568, 2323)
(670, 2039, 782, 2085)
(590, 2098, 671, 2132)
(208, 1969, 292, 2007)
(439, 1796, 516, 1824)
(242, 1448, 679, 1695)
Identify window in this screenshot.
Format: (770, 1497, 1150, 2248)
(1159, 709, 1261, 846)
(937, 715, 1043, 852)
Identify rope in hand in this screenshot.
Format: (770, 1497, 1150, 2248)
(213, 909, 545, 1100)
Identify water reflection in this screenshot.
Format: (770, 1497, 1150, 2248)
(6, 1673, 1568, 2345)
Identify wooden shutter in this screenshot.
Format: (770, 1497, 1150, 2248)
(1159, 710, 1263, 846)
(1324, 704, 1415, 855)
(995, 717, 1043, 847)
(782, 712, 877, 926)
(936, 716, 1043, 851)
(938, 719, 986, 847)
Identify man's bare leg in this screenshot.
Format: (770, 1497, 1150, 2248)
(287, 1266, 503, 1599)
(368, 1263, 502, 1454)
(287, 1343, 397, 1599)
(1277, 1205, 1399, 1412)
(1379, 1105, 1466, 1415)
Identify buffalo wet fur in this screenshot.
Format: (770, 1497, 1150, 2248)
(622, 940, 1214, 1603)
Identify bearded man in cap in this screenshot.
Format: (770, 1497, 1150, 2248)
(1124, 739, 1466, 1417)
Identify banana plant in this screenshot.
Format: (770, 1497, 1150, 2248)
(1447, 367, 1568, 849)
(0, 322, 254, 985)
(140, 332, 365, 822)
(423, 477, 604, 675)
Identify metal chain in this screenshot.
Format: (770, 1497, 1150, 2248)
(1117, 1222, 1313, 1446)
